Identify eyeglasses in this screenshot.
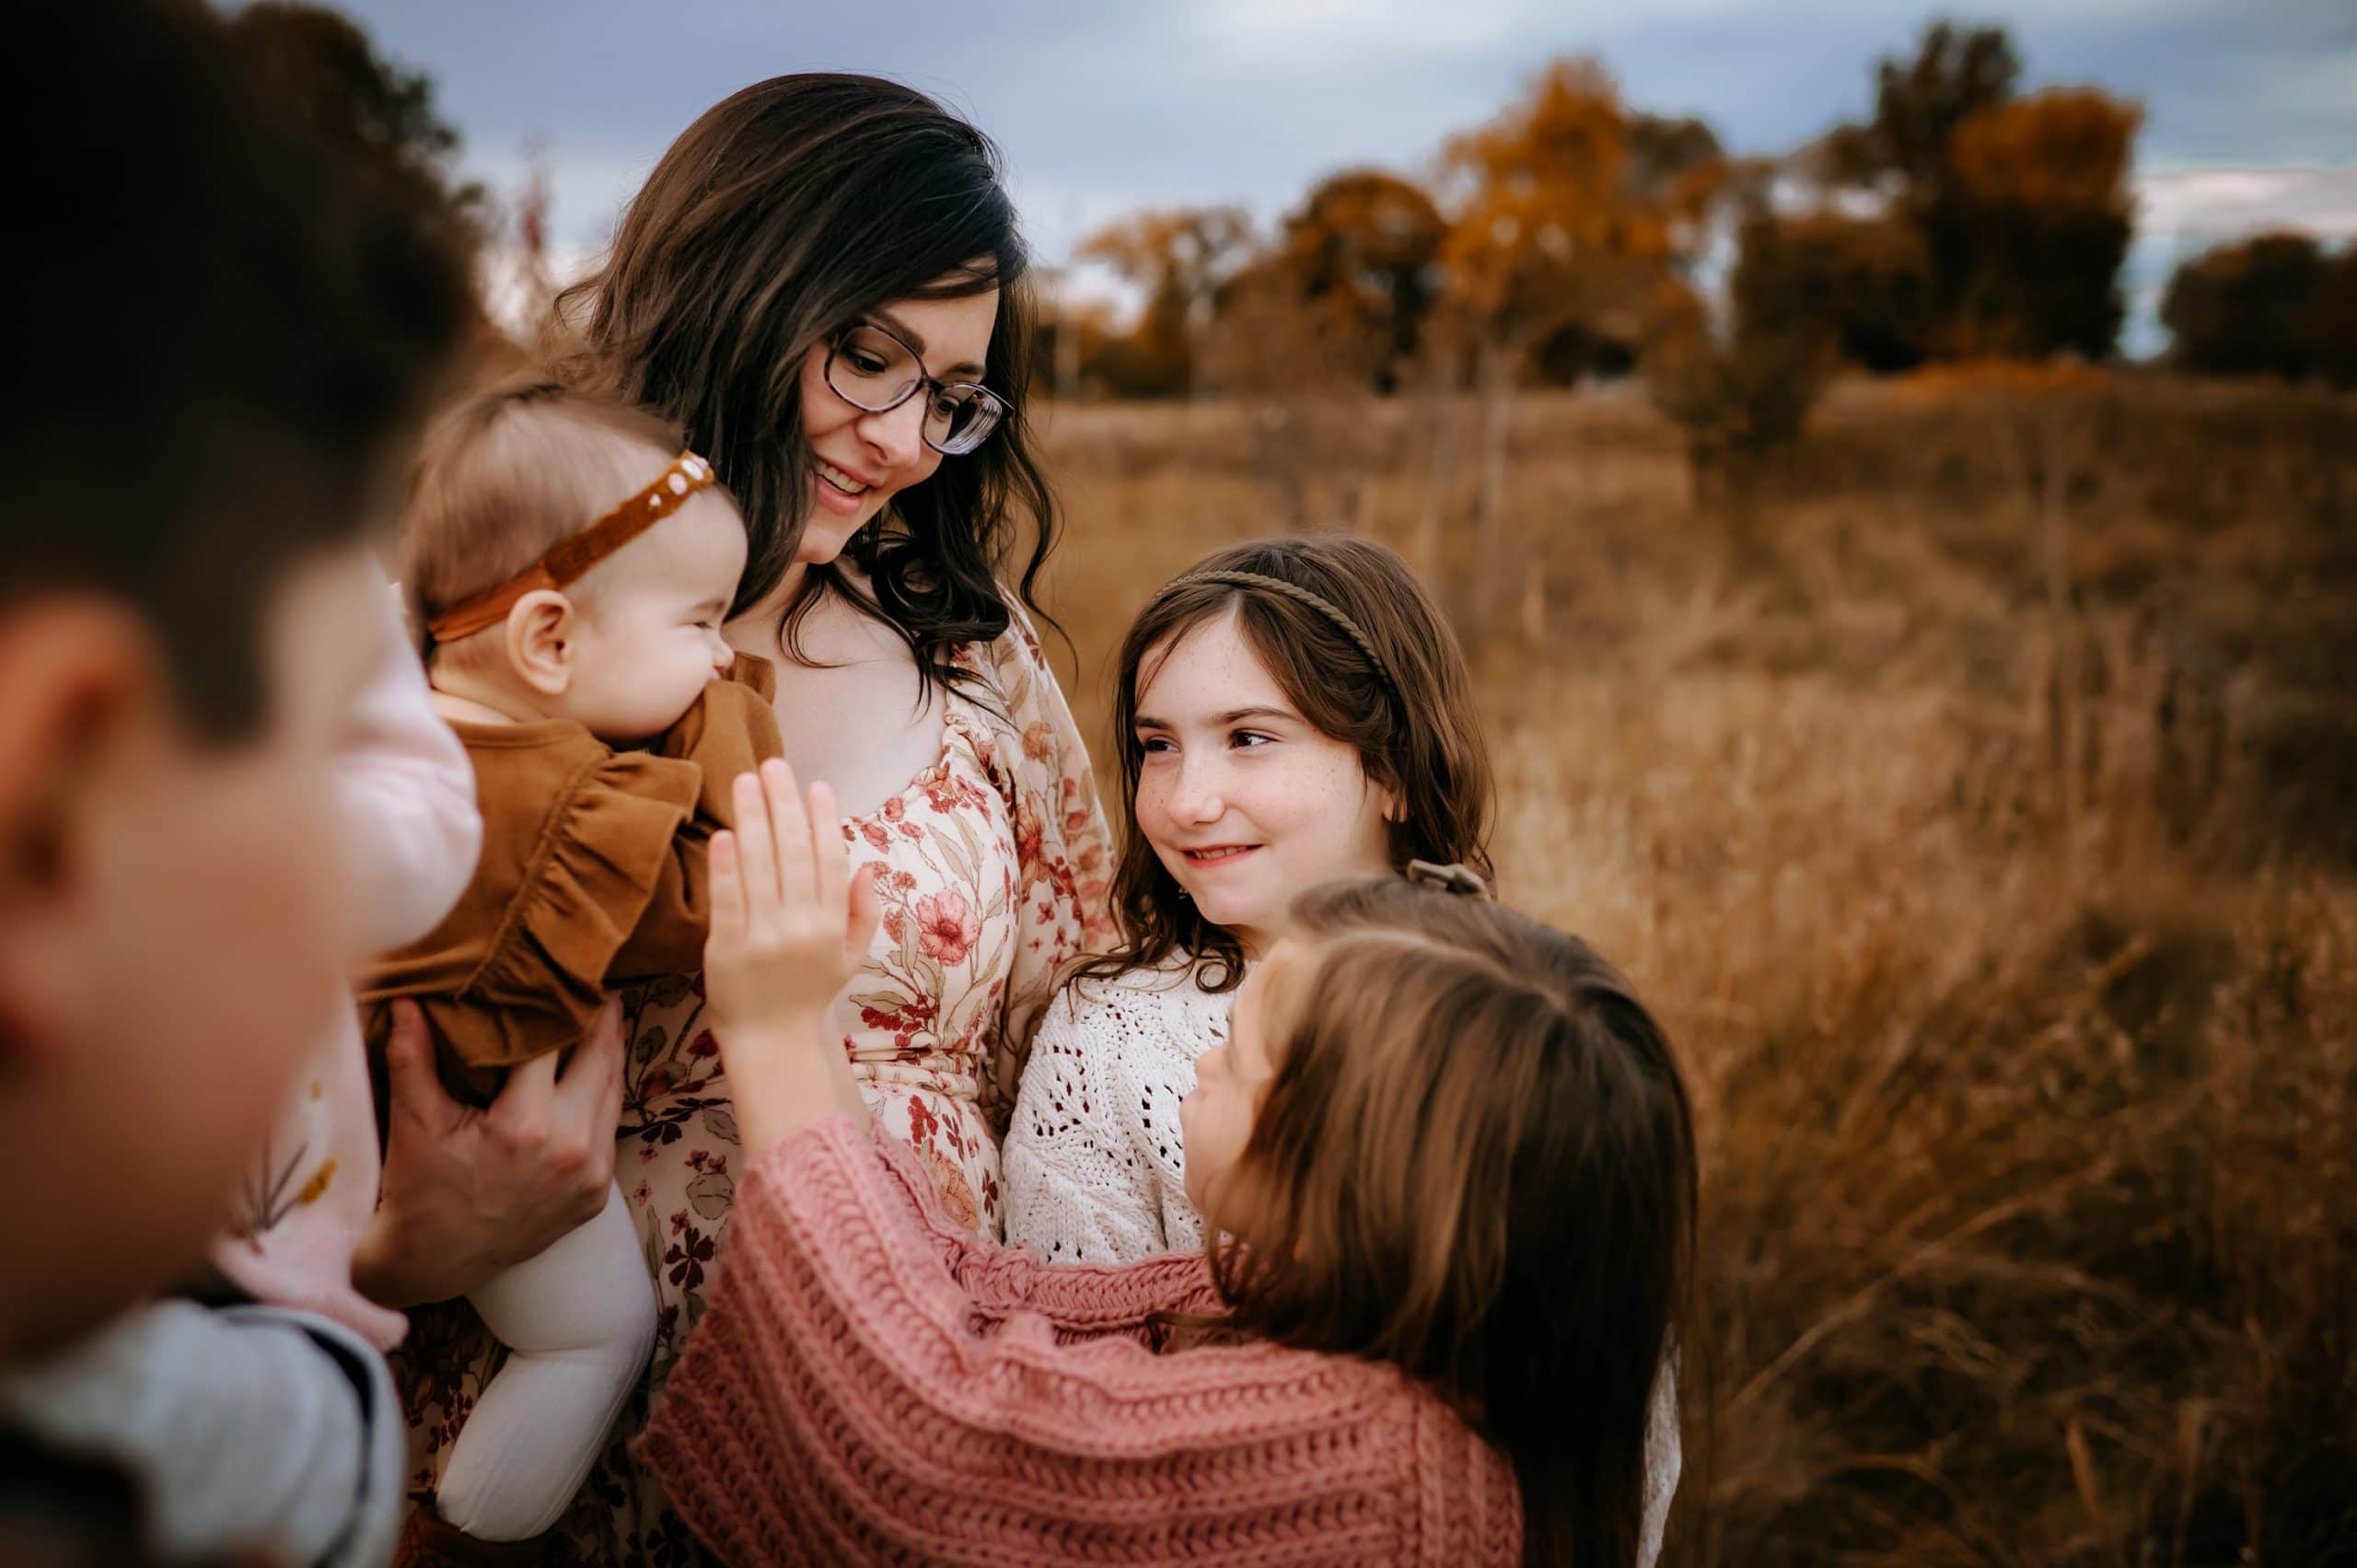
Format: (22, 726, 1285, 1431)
(823, 319, 1009, 456)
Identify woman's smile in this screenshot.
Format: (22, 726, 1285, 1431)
(810, 455, 875, 514)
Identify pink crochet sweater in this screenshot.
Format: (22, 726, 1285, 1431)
(637, 1114, 1522, 1564)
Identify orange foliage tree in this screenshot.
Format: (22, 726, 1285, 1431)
(1819, 23, 2141, 363)
(1431, 59, 1723, 611)
(1944, 88, 2141, 358)
(1437, 59, 1720, 381)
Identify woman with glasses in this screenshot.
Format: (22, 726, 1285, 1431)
(385, 74, 1112, 1564)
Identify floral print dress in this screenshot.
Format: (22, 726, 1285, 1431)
(391, 610, 1113, 1565)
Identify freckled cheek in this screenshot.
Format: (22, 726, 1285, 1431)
(1132, 772, 1178, 841)
(1253, 753, 1363, 843)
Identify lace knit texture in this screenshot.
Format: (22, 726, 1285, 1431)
(638, 1115, 1527, 1565)
(1002, 958, 1234, 1263)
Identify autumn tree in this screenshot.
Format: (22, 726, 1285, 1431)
(1078, 206, 1255, 398)
(1744, 212, 1936, 372)
(1438, 61, 1720, 377)
(1257, 169, 1446, 390)
(1645, 178, 1836, 506)
(1817, 21, 2140, 363)
(2163, 232, 2340, 379)
(1434, 59, 1722, 614)
(224, 3, 483, 264)
(1944, 88, 2140, 358)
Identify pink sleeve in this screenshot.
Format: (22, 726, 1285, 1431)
(636, 1116, 1520, 1566)
(335, 578, 480, 951)
(891, 1128, 1223, 1331)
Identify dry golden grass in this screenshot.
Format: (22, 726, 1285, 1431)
(1027, 371, 2357, 1565)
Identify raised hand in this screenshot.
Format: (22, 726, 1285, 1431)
(703, 759, 879, 1150)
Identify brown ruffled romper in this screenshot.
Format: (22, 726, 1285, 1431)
(360, 656, 781, 1103)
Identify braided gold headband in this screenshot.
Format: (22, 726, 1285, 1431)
(1178, 568, 1397, 694)
(425, 450, 717, 645)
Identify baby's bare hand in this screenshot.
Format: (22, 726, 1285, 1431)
(704, 760, 879, 1042)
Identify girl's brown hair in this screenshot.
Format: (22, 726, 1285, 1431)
(1085, 534, 1492, 991)
(1218, 876, 1696, 1568)
(556, 73, 1057, 697)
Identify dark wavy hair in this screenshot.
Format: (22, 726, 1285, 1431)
(1216, 875, 1695, 1567)
(1077, 535, 1494, 993)
(559, 73, 1055, 692)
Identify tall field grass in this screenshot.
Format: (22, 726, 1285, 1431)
(1028, 370, 2357, 1565)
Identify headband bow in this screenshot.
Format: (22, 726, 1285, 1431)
(1404, 860, 1491, 899)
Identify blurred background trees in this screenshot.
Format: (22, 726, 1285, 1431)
(2164, 232, 2357, 385)
(250, 0, 2343, 462)
(1073, 206, 1255, 399)
(1057, 17, 2193, 505)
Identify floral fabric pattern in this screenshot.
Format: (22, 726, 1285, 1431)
(390, 610, 1112, 1565)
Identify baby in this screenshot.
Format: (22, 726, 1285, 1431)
(361, 377, 780, 1552)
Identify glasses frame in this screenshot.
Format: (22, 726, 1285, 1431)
(823, 318, 1010, 457)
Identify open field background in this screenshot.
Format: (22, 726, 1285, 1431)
(1029, 373, 2357, 1566)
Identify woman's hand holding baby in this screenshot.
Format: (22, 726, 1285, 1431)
(705, 759, 879, 1154)
(357, 997, 624, 1307)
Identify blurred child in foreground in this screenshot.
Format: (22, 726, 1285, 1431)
(0, 0, 469, 1562)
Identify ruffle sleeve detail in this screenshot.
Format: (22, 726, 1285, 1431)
(434, 749, 702, 1071)
(606, 657, 784, 978)
(656, 654, 783, 824)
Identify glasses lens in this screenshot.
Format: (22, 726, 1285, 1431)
(926, 386, 1006, 456)
(828, 325, 920, 412)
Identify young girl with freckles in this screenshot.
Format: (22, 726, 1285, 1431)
(359, 377, 783, 1560)
(635, 761, 1696, 1567)
(1001, 535, 1494, 1264)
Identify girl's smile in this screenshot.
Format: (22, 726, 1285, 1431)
(1132, 606, 1397, 958)
(1178, 842, 1261, 865)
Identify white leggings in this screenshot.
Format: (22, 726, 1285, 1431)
(433, 1181, 656, 1541)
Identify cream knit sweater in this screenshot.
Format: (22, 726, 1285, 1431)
(1002, 957, 1233, 1264)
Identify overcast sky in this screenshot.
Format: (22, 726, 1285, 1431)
(316, 0, 2355, 355)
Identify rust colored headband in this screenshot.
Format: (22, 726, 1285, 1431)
(424, 450, 717, 644)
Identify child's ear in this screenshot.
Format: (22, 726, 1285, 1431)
(0, 599, 150, 1067)
(504, 589, 577, 697)
(0, 600, 145, 894)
